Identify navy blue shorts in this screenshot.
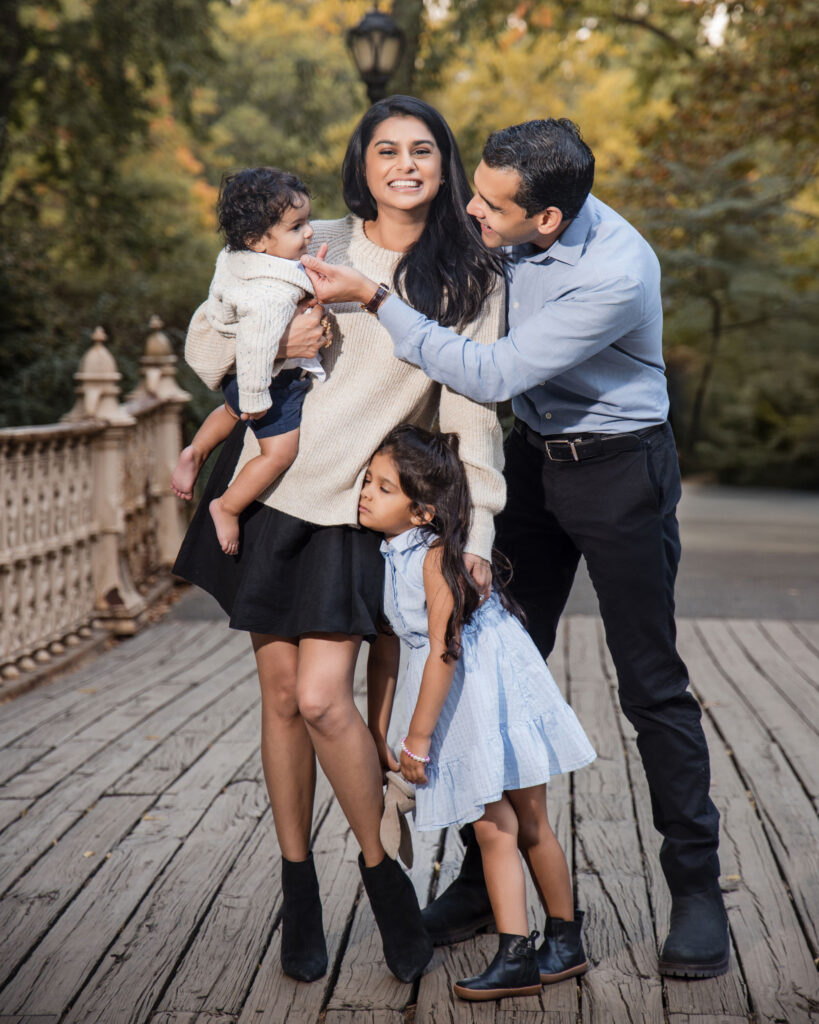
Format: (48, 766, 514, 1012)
(221, 370, 310, 439)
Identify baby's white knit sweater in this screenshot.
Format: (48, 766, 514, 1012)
(191, 215, 507, 559)
(197, 248, 323, 413)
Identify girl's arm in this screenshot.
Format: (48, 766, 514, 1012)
(401, 546, 458, 785)
(366, 627, 401, 774)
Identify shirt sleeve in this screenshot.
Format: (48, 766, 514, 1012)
(436, 276, 506, 561)
(379, 274, 646, 403)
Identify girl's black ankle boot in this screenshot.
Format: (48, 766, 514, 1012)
(453, 931, 542, 1001)
(358, 852, 433, 982)
(280, 852, 328, 982)
(537, 910, 589, 983)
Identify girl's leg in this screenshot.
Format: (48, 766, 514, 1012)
(473, 796, 529, 935)
(210, 428, 300, 555)
(506, 784, 574, 921)
(252, 632, 316, 860)
(295, 633, 385, 866)
(172, 403, 238, 500)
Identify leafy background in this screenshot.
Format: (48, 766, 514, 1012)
(1, 0, 817, 486)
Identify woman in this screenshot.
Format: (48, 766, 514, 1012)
(175, 96, 506, 984)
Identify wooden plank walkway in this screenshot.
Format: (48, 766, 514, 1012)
(0, 614, 817, 1023)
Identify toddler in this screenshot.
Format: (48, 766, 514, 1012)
(171, 166, 325, 554)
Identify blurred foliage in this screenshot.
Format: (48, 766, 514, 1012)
(0, 0, 816, 487)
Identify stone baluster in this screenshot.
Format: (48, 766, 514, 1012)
(62, 327, 146, 634)
(128, 314, 191, 565)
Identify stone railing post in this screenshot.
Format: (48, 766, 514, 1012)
(127, 315, 191, 565)
(62, 327, 146, 633)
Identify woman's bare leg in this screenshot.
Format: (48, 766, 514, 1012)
(473, 796, 529, 935)
(296, 633, 386, 867)
(252, 632, 316, 861)
(507, 784, 574, 921)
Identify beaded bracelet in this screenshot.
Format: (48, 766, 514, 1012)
(401, 737, 431, 765)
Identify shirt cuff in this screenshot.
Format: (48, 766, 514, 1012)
(377, 294, 427, 362)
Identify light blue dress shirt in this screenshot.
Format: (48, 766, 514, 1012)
(378, 194, 669, 435)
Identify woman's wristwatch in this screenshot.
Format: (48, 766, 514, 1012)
(361, 281, 391, 315)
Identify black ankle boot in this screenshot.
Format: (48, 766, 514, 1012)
(280, 853, 328, 982)
(454, 931, 541, 1001)
(537, 910, 589, 983)
(658, 882, 729, 978)
(358, 852, 433, 983)
(422, 824, 494, 946)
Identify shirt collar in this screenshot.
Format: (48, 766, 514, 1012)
(513, 196, 593, 267)
(379, 526, 432, 556)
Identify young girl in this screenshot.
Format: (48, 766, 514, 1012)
(171, 166, 326, 556)
(361, 424, 596, 1002)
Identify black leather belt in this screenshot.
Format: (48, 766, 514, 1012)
(514, 418, 665, 462)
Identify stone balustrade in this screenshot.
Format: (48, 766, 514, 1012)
(0, 317, 190, 682)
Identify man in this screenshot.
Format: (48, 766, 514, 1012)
(302, 117, 729, 979)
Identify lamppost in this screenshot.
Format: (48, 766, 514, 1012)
(347, 6, 405, 105)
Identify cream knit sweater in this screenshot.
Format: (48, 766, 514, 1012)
(191, 249, 323, 413)
(226, 215, 506, 560)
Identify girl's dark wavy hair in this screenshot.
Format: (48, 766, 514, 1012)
(217, 166, 310, 251)
(342, 96, 503, 329)
(376, 424, 524, 662)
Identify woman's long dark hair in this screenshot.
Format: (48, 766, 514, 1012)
(376, 424, 524, 662)
(342, 95, 503, 329)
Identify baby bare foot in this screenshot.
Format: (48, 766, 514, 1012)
(210, 498, 240, 556)
(171, 446, 201, 500)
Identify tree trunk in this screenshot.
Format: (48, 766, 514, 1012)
(685, 293, 722, 461)
(389, 0, 425, 97)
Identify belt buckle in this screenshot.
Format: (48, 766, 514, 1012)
(544, 439, 580, 462)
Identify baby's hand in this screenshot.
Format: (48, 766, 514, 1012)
(400, 733, 431, 786)
(240, 410, 267, 421)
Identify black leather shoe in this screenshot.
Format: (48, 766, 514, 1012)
(658, 883, 730, 978)
(537, 910, 589, 983)
(454, 931, 542, 1001)
(358, 853, 433, 983)
(280, 853, 328, 982)
(422, 824, 494, 945)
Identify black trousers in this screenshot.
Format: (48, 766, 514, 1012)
(496, 420, 720, 896)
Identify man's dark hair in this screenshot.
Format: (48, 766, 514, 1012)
(217, 167, 310, 251)
(482, 118, 594, 220)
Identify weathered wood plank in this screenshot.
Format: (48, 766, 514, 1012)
(57, 781, 268, 1024)
(760, 620, 819, 694)
(791, 620, 819, 657)
(0, 794, 153, 989)
(677, 620, 819, 954)
(0, 799, 28, 832)
(727, 619, 819, 733)
(156, 767, 334, 1016)
(602, 627, 750, 1018)
(0, 623, 208, 747)
(324, 1013, 403, 1023)
(0, 826, 182, 1015)
(693, 619, 819, 804)
(236, 802, 362, 1023)
(565, 617, 663, 1024)
(0, 747, 51, 788)
(698, 713, 818, 1022)
(0, 675, 259, 895)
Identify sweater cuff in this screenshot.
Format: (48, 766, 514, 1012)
(238, 388, 273, 414)
(465, 506, 495, 563)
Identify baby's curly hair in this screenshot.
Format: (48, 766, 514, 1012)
(216, 167, 310, 251)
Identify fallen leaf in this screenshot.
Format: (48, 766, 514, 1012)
(83, 850, 95, 858)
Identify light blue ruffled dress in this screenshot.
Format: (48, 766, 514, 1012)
(381, 527, 596, 831)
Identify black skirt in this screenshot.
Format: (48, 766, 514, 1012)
(173, 423, 384, 640)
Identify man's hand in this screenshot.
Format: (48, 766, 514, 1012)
(464, 553, 492, 599)
(301, 252, 377, 306)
